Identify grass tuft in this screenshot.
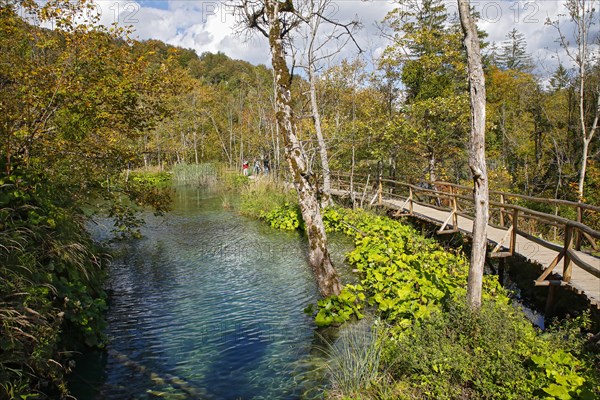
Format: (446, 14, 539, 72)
(172, 163, 218, 186)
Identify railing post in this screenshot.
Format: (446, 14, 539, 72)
(563, 225, 573, 282)
(553, 205, 559, 242)
(575, 203, 582, 250)
(378, 174, 382, 206)
(377, 160, 383, 205)
(499, 194, 505, 227)
(510, 208, 518, 255)
(452, 187, 458, 228)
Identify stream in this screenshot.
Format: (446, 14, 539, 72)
(70, 187, 353, 399)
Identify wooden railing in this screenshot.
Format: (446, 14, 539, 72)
(330, 172, 600, 287)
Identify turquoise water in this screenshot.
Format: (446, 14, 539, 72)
(71, 188, 352, 399)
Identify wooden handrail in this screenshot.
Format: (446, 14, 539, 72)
(429, 179, 600, 212)
(331, 172, 600, 239)
(331, 171, 600, 304)
(334, 171, 600, 212)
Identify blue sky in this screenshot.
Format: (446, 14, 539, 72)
(89, 1, 597, 76)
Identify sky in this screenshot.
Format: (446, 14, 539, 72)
(87, 0, 597, 75)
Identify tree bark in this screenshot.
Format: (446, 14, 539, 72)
(305, 5, 332, 208)
(577, 93, 599, 199)
(458, 0, 489, 310)
(265, 0, 341, 297)
(308, 63, 332, 208)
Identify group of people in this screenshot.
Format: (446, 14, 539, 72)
(242, 157, 270, 176)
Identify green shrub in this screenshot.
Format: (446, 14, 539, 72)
(1, 168, 108, 398)
(222, 171, 249, 190)
(129, 170, 171, 188)
(383, 298, 598, 400)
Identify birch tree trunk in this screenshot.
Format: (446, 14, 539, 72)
(266, 0, 341, 297)
(458, 0, 489, 310)
(577, 93, 600, 199)
(552, 0, 599, 200)
(305, 4, 332, 208)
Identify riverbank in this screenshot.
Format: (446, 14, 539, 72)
(243, 182, 600, 399)
(0, 166, 176, 398)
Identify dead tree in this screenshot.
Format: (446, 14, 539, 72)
(458, 0, 489, 310)
(298, 0, 361, 208)
(548, 0, 600, 200)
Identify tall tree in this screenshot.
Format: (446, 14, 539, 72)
(299, 0, 359, 207)
(497, 28, 534, 72)
(458, 0, 489, 310)
(549, 0, 600, 200)
(239, 0, 341, 296)
(382, 0, 469, 182)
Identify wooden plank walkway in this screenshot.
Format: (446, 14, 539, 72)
(331, 189, 600, 308)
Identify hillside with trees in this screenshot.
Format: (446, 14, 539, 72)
(1, 0, 599, 397)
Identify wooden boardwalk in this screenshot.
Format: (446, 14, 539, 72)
(331, 187, 600, 308)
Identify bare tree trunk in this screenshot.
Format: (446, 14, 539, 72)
(305, 3, 332, 208)
(193, 95, 199, 165)
(577, 93, 599, 198)
(458, 0, 489, 310)
(266, 0, 341, 297)
(552, 0, 600, 200)
(308, 64, 332, 208)
(350, 145, 356, 208)
(193, 129, 199, 165)
(429, 151, 436, 183)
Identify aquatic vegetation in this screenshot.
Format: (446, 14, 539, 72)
(172, 163, 218, 187)
(261, 202, 302, 230)
(322, 320, 384, 397)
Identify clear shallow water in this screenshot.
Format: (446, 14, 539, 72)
(71, 188, 353, 399)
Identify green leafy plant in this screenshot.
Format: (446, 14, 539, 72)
(260, 202, 302, 231)
(530, 349, 595, 400)
(312, 285, 365, 327)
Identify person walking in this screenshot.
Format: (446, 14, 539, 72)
(253, 159, 261, 175)
(242, 160, 249, 176)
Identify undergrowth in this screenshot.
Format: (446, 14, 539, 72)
(1, 168, 109, 398)
(239, 178, 298, 222)
(257, 203, 600, 399)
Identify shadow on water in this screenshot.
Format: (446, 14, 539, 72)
(70, 187, 354, 399)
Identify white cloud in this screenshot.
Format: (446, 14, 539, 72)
(88, 0, 596, 76)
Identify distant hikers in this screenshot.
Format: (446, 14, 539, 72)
(242, 160, 249, 176)
(263, 157, 269, 175)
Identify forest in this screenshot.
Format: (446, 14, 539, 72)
(1, 0, 599, 398)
